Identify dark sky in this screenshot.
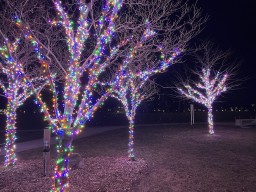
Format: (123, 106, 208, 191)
(1, 0, 256, 110)
(196, 0, 256, 103)
(159, 0, 256, 106)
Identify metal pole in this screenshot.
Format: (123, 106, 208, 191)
(190, 104, 194, 125)
(43, 128, 51, 176)
(43, 151, 47, 176)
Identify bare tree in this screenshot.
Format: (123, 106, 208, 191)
(0, 29, 48, 166)
(176, 42, 238, 134)
(112, 77, 159, 160)
(101, 46, 182, 161)
(98, 0, 204, 160)
(3, 0, 126, 190)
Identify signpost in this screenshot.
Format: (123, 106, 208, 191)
(190, 104, 194, 125)
(43, 128, 51, 176)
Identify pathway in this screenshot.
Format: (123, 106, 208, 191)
(0, 125, 127, 155)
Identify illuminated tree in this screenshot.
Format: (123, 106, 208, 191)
(103, 48, 182, 161)
(3, 0, 204, 190)
(5, 0, 124, 190)
(98, 0, 204, 160)
(111, 79, 159, 161)
(0, 31, 48, 166)
(177, 42, 237, 134)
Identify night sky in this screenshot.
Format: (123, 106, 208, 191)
(147, 0, 256, 111)
(1, 0, 256, 110)
(181, 0, 256, 104)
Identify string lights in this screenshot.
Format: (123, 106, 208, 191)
(15, 0, 124, 191)
(0, 38, 48, 166)
(52, 1, 124, 191)
(116, 47, 181, 160)
(178, 67, 228, 135)
(99, 23, 182, 160)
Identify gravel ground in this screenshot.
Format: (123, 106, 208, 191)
(0, 123, 256, 192)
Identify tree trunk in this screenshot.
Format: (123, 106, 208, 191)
(128, 119, 135, 161)
(208, 107, 214, 134)
(52, 132, 74, 192)
(4, 102, 18, 166)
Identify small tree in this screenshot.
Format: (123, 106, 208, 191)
(177, 42, 237, 134)
(0, 32, 48, 166)
(104, 48, 182, 160)
(98, 0, 203, 160)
